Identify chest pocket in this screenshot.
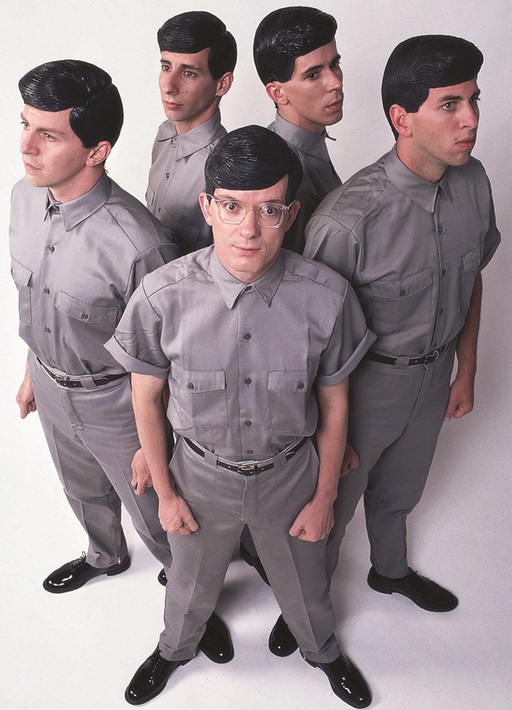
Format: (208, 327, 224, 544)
(169, 361, 228, 433)
(55, 291, 119, 360)
(369, 268, 433, 334)
(459, 246, 482, 315)
(268, 368, 311, 433)
(11, 259, 33, 326)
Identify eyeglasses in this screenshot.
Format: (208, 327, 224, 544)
(206, 195, 296, 228)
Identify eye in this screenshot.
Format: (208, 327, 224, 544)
(306, 71, 318, 80)
(43, 132, 56, 141)
(442, 101, 456, 111)
(470, 96, 481, 106)
(222, 200, 243, 214)
(183, 70, 197, 79)
(161, 64, 171, 73)
(259, 204, 279, 218)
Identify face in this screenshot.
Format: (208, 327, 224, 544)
(20, 105, 94, 201)
(200, 176, 299, 284)
(268, 39, 343, 134)
(159, 49, 231, 134)
(397, 79, 480, 182)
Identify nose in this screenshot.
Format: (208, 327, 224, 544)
(20, 128, 36, 155)
(328, 68, 343, 92)
(161, 70, 179, 94)
(239, 207, 260, 238)
(461, 101, 479, 129)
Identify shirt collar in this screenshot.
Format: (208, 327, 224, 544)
(209, 248, 285, 309)
(274, 113, 332, 161)
(46, 172, 111, 231)
(385, 145, 452, 213)
(156, 111, 224, 160)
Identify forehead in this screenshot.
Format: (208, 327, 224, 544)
(290, 39, 340, 77)
(22, 104, 74, 133)
(213, 176, 289, 203)
(160, 48, 213, 75)
(424, 78, 479, 104)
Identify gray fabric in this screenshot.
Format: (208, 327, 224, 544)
(270, 113, 341, 254)
(146, 111, 226, 254)
(107, 247, 375, 461)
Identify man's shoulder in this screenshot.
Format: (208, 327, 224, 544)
(11, 178, 45, 205)
(141, 247, 212, 296)
(282, 250, 350, 296)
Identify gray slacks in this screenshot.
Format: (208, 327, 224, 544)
(326, 343, 456, 580)
(29, 350, 171, 568)
(159, 436, 340, 664)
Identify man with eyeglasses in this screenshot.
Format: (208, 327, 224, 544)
(107, 126, 375, 707)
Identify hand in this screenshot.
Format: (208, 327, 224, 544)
(159, 495, 199, 536)
(289, 499, 334, 542)
(130, 448, 153, 495)
(444, 375, 474, 422)
(16, 370, 36, 419)
(341, 443, 360, 476)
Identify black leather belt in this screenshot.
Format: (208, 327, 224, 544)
(184, 437, 307, 477)
(38, 358, 127, 388)
(365, 343, 449, 366)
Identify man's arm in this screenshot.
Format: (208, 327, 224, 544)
(289, 378, 348, 542)
(444, 273, 482, 422)
(16, 356, 36, 418)
(131, 372, 198, 535)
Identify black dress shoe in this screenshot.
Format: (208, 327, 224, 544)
(239, 542, 270, 585)
(198, 612, 234, 663)
(305, 654, 372, 708)
(158, 568, 167, 586)
(42, 552, 131, 593)
(268, 614, 298, 657)
(125, 646, 192, 705)
(367, 566, 458, 612)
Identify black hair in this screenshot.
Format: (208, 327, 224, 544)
(205, 125, 303, 204)
(382, 34, 483, 139)
(253, 6, 337, 85)
(157, 11, 237, 79)
(19, 59, 123, 148)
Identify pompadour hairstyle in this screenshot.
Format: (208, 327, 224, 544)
(157, 11, 237, 79)
(253, 6, 337, 85)
(204, 125, 303, 204)
(382, 34, 483, 139)
(19, 59, 123, 148)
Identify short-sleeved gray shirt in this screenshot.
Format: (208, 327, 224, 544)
(106, 248, 375, 461)
(305, 147, 500, 357)
(146, 111, 226, 255)
(10, 173, 179, 377)
(270, 113, 341, 254)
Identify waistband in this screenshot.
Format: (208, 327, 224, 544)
(365, 343, 449, 367)
(183, 437, 307, 477)
(37, 358, 128, 389)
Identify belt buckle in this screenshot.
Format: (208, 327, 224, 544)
(236, 463, 256, 476)
(54, 373, 72, 387)
(427, 348, 440, 363)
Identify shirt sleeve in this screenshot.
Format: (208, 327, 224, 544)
(316, 281, 376, 386)
(105, 279, 170, 379)
(304, 211, 360, 283)
(479, 188, 501, 271)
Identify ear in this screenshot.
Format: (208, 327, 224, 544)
(216, 72, 234, 98)
(266, 81, 289, 106)
(284, 199, 301, 232)
(85, 140, 112, 167)
(199, 192, 213, 226)
(389, 104, 412, 138)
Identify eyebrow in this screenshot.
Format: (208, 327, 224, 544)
(437, 88, 481, 103)
(300, 53, 341, 78)
(214, 193, 286, 205)
(160, 59, 204, 72)
(20, 112, 67, 136)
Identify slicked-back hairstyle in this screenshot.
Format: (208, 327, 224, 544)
(205, 125, 303, 204)
(19, 59, 123, 148)
(382, 34, 483, 139)
(157, 11, 237, 79)
(253, 6, 337, 85)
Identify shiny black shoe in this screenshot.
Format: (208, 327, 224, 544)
(367, 566, 458, 612)
(125, 646, 192, 705)
(157, 568, 167, 586)
(305, 654, 372, 708)
(269, 614, 298, 657)
(239, 542, 270, 586)
(43, 552, 130, 593)
(198, 612, 234, 663)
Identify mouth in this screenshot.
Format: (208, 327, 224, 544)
(234, 245, 260, 256)
(456, 136, 476, 150)
(326, 99, 343, 112)
(163, 100, 182, 111)
(23, 160, 40, 172)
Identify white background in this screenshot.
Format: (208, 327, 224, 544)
(1, 1, 511, 709)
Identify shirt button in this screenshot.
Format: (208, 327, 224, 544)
(441, 269, 447, 276)
(44, 287, 50, 294)
(243, 333, 251, 341)
(246, 450, 254, 455)
(399, 289, 406, 297)
(244, 378, 252, 385)
(433, 342, 438, 348)
(297, 381, 305, 390)
(439, 308, 444, 315)
(165, 173, 170, 179)
(187, 382, 195, 390)
(80, 313, 89, 321)
(44, 326, 51, 333)
(438, 226, 445, 235)
(244, 420, 252, 427)
(48, 245, 55, 253)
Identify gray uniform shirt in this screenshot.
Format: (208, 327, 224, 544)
(146, 111, 226, 255)
(270, 113, 341, 254)
(10, 173, 179, 377)
(305, 147, 500, 357)
(107, 248, 375, 461)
